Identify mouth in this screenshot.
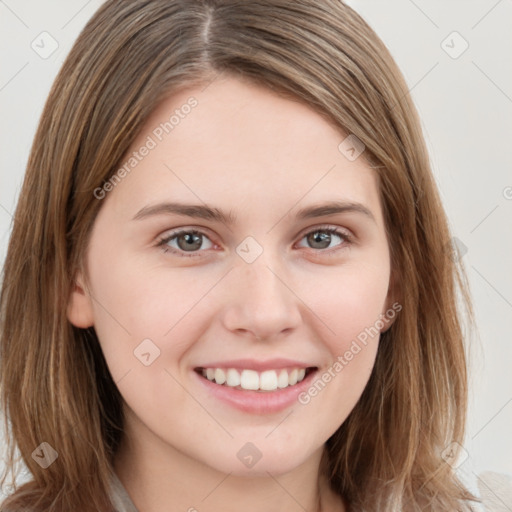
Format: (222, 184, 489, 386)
(194, 366, 318, 392)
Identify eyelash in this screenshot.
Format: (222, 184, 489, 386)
(156, 225, 353, 259)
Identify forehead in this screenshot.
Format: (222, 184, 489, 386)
(106, 75, 382, 224)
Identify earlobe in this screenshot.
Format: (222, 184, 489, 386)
(67, 273, 94, 328)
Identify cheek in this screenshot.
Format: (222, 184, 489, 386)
(292, 262, 390, 423)
(304, 260, 390, 353)
(86, 251, 221, 378)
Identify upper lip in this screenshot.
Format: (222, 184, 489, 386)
(194, 358, 317, 372)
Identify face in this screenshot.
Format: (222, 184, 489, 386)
(68, 75, 395, 476)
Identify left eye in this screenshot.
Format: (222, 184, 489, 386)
(296, 228, 347, 250)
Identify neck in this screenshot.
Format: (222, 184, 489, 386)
(113, 416, 345, 512)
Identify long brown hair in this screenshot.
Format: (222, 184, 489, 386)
(0, 0, 476, 510)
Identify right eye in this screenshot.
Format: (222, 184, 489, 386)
(157, 229, 215, 257)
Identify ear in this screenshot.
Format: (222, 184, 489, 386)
(67, 272, 94, 328)
(380, 267, 401, 334)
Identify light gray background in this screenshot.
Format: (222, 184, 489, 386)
(1, 0, 511, 508)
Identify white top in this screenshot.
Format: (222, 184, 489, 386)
(109, 472, 140, 512)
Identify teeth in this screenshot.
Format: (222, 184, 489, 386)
(277, 369, 289, 388)
(260, 370, 278, 391)
(240, 370, 259, 390)
(226, 368, 241, 387)
(214, 368, 226, 385)
(201, 367, 310, 391)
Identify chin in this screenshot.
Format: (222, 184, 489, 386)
(217, 459, 306, 478)
(201, 440, 320, 477)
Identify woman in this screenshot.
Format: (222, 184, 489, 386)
(0, 0, 477, 510)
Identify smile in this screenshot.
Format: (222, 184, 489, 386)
(195, 366, 316, 392)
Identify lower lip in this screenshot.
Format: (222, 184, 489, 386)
(193, 369, 317, 414)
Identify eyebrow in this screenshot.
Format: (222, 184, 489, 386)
(132, 200, 376, 224)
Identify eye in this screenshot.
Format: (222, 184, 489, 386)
(158, 229, 214, 256)
(296, 226, 351, 252)
(157, 225, 352, 258)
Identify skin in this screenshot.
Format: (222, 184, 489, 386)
(68, 75, 396, 512)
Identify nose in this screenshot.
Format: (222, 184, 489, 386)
(220, 257, 302, 341)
